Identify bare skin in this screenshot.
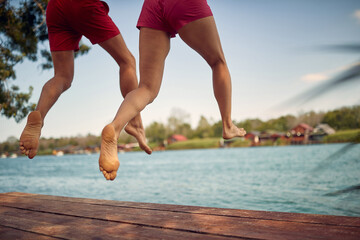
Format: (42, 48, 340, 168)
(98, 30, 169, 180)
(19, 111, 43, 159)
(20, 50, 73, 159)
(99, 16, 245, 180)
(178, 17, 246, 139)
(99, 35, 152, 155)
(99, 124, 119, 181)
(20, 34, 151, 161)
(125, 121, 151, 154)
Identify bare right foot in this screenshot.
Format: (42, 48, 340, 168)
(19, 111, 43, 159)
(125, 120, 152, 155)
(223, 123, 246, 139)
(99, 124, 120, 181)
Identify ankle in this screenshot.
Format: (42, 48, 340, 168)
(222, 118, 233, 129)
(108, 123, 121, 139)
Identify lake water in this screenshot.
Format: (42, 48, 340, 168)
(1, 143, 360, 217)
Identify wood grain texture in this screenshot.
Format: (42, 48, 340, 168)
(1, 192, 359, 240)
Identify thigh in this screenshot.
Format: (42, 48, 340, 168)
(51, 51, 75, 81)
(178, 16, 225, 66)
(99, 34, 132, 66)
(139, 28, 170, 94)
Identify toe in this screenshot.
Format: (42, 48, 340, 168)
(110, 171, 117, 180)
(145, 147, 152, 155)
(103, 172, 109, 180)
(28, 150, 36, 159)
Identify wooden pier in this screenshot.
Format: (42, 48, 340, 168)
(1, 192, 359, 239)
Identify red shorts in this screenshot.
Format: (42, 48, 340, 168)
(46, 0, 120, 51)
(137, 0, 213, 38)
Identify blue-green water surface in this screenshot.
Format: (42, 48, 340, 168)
(1, 143, 359, 217)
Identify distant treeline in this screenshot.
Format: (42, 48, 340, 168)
(0, 134, 101, 156)
(144, 105, 360, 145)
(1, 105, 360, 155)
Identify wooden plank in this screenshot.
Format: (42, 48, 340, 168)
(6, 192, 360, 227)
(1, 193, 357, 240)
(1, 192, 360, 240)
(0, 206, 233, 240)
(0, 225, 60, 240)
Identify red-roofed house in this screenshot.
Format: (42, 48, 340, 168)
(167, 134, 188, 144)
(289, 123, 313, 144)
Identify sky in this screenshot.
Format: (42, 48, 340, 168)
(1, 0, 360, 142)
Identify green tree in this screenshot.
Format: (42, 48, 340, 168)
(166, 107, 191, 136)
(84, 133, 101, 147)
(193, 115, 213, 138)
(0, 0, 90, 122)
(118, 131, 134, 144)
(266, 115, 296, 132)
(145, 121, 167, 144)
(69, 138, 79, 146)
(323, 106, 360, 130)
(297, 111, 324, 128)
(237, 118, 263, 132)
(176, 123, 193, 139)
(211, 120, 222, 138)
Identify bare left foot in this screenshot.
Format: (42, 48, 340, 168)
(223, 123, 246, 139)
(19, 111, 43, 159)
(125, 120, 152, 155)
(99, 124, 120, 181)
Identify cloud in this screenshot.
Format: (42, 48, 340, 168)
(353, 10, 360, 23)
(301, 63, 359, 83)
(301, 73, 328, 82)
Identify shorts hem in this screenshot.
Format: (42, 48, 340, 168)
(176, 13, 213, 32)
(90, 31, 120, 45)
(50, 47, 80, 52)
(137, 22, 176, 38)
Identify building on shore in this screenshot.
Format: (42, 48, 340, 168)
(167, 134, 188, 145)
(288, 123, 314, 145)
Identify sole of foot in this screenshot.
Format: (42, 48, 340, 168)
(19, 111, 42, 159)
(99, 124, 120, 181)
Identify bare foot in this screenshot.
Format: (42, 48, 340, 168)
(223, 123, 246, 139)
(99, 124, 120, 181)
(19, 111, 43, 159)
(125, 120, 152, 155)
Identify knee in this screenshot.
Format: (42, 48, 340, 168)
(147, 93, 158, 104)
(51, 74, 73, 92)
(208, 56, 227, 70)
(139, 84, 159, 104)
(120, 52, 136, 70)
(145, 88, 159, 104)
(59, 75, 73, 91)
(62, 79, 72, 91)
(128, 54, 136, 67)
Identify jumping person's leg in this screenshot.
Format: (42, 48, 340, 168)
(99, 34, 152, 154)
(99, 28, 170, 180)
(178, 16, 246, 139)
(20, 51, 75, 159)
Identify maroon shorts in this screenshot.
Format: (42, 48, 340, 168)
(46, 0, 120, 51)
(137, 0, 213, 38)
